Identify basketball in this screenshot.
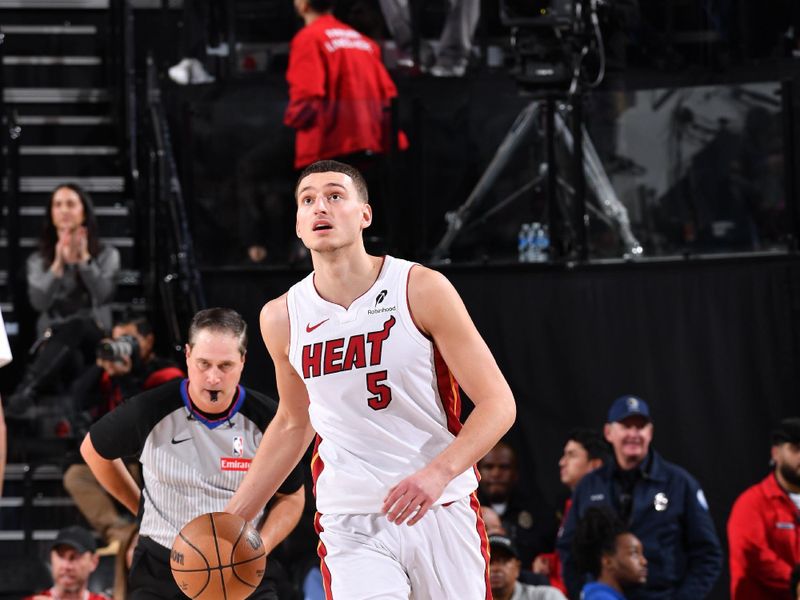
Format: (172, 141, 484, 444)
(170, 512, 266, 599)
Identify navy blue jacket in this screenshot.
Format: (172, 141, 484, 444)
(557, 450, 722, 600)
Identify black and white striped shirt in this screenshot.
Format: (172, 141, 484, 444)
(90, 378, 304, 549)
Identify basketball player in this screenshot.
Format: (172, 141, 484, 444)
(225, 160, 516, 598)
(81, 308, 305, 599)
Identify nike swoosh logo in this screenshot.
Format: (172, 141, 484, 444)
(306, 318, 329, 333)
(171, 437, 192, 445)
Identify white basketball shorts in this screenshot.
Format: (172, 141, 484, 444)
(314, 493, 491, 599)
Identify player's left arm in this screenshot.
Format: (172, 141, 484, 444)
(258, 485, 305, 555)
(382, 266, 516, 525)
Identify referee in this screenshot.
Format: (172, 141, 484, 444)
(81, 308, 305, 599)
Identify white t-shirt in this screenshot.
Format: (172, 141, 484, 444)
(789, 492, 800, 512)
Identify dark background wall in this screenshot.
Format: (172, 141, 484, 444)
(203, 254, 800, 599)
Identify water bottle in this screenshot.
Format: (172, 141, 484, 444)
(536, 224, 550, 262)
(527, 223, 541, 263)
(518, 223, 530, 262)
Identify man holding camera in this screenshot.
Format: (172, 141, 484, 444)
(63, 314, 183, 548)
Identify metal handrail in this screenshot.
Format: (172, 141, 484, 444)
(120, 0, 139, 201)
(144, 54, 206, 348)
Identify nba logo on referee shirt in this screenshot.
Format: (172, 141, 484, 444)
(232, 436, 244, 457)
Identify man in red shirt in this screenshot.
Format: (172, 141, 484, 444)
(25, 526, 109, 600)
(286, 0, 405, 170)
(728, 417, 800, 599)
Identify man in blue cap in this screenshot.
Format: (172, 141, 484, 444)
(556, 395, 722, 599)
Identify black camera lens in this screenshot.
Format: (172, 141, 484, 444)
(96, 334, 140, 363)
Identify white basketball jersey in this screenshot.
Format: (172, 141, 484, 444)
(287, 255, 479, 514)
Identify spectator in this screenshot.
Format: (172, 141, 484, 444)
(6, 184, 119, 418)
(479, 440, 558, 569)
(24, 525, 109, 600)
(80, 308, 305, 597)
(490, 535, 568, 600)
(285, 0, 406, 171)
(557, 395, 722, 599)
(572, 506, 648, 600)
(728, 417, 800, 599)
(378, 0, 479, 76)
(482, 505, 507, 535)
(534, 428, 609, 593)
(63, 315, 183, 548)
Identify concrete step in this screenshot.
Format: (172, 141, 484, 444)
(5, 175, 124, 193)
(0, 497, 75, 508)
(18, 145, 117, 156)
(3, 87, 109, 104)
(0, 0, 108, 8)
(16, 115, 111, 126)
(0, 22, 104, 55)
(3, 56, 101, 66)
(0, 24, 97, 35)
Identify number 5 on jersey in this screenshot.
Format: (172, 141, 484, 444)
(366, 371, 392, 410)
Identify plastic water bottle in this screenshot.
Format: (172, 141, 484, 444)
(518, 224, 530, 262)
(536, 224, 550, 262)
(527, 223, 541, 262)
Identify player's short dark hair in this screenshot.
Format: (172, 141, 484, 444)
(573, 506, 627, 579)
(308, 0, 333, 12)
(296, 159, 369, 203)
(567, 428, 611, 462)
(188, 308, 248, 356)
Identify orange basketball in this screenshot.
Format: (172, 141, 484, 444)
(170, 512, 266, 599)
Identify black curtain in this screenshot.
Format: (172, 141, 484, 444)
(204, 254, 800, 599)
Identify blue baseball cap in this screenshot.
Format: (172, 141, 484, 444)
(607, 395, 651, 423)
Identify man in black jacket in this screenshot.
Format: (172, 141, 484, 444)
(557, 396, 722, 599)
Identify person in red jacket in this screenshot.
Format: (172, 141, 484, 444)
(24, 526, 110, 600)
(728, 417, 800, 599)
(286, 0, 406, 170)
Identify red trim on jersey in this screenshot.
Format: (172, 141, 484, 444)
(311, 433, 325, 498)
(432, 344, 462, 436)
(470, 492, 492, 600)
(314, 512, 334, 600)
(406, 264, 429, 338)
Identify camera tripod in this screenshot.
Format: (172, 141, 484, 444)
(429, 93, 643, 263)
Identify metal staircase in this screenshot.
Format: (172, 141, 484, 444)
(0, 0, 141, 365)
(0, 0, 140, 578)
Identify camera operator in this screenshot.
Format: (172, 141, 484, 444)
(63, 314, 183, 549)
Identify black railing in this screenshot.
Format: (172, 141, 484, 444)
(111, 0, 139, 203)
(144, 54, 206, 350)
